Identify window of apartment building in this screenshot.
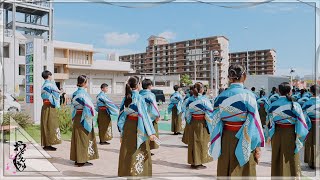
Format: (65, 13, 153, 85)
(19, 64, 25, 75)
(236, 59, 239, 63)
(43, 46, 47, 60)
(43, 66, 47, 71)
(262, 68, 265, 70)
(186, 42, 189, 47)
(203, 39, 206, 44)
(54, 67, 58, 73)
(19, 44, 25, 56)
(261, 62, 265, 65)
(3, 44, 10, 58)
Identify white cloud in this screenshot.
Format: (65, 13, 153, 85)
(158, 31, 177, 40)
(104, 32, 140, 47)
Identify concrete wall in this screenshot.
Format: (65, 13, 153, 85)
(244, 75, 289, 94)
(64, 69, 128, 95)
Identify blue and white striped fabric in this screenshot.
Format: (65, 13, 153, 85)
(168, 91, 183, 114)
(139, 89, 160, 122)
(185, 94, 213, 132)
(257, 96, 270, 111)
(297, 96, 310, 107)
(96, 91, 119, 116)
(41, 80, 60, 108)
(267, 97, 309, 153)
(71, 87, 96, 133)
(181, 95, 196, 122)
(209, 83, 265, 167)
(302, 97, 320, 130)
(117, 90, 156, 149)
(269, 93, 280, 104)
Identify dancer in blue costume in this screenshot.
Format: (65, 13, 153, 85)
(302, 84, 319, 169)
(118, 76, 156, 177)
(209, 64, 264, 176)
(267, 82, 308, 176)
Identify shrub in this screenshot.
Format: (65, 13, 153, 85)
(2, 112, 32, 128)
(16, 96, 25, 102)
(57, 106, 73, 134)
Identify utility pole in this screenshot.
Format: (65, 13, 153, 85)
(152, 45, 155, 86)
(210, 50, 213, 96)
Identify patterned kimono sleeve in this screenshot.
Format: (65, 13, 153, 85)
(139, 99, 156, 136)
(148, 94, 160, 121)
(208, 97, 223, 160)
(81, 94, 96, 133)
(234, 94, 265, 166)
(104, 95, 120, 116)
(302, 103, 312, 130)
(117, 98, 126, 136)
(203, 98, 214, 133)
(51, 82, 61, 99)
(293, 102, 309, 153)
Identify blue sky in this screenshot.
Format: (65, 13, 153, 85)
(53, 2, 316, 77)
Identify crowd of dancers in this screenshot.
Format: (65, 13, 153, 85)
(39, 64, 319, 178)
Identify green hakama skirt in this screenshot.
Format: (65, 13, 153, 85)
(182, 123, 190, 145)
(41, 104, 62, 147)
(118, 118, 152, 177)
(97, 109, 113, 142)
(70, 113, 99, 163)
(171, 106, 182, 133)
(304, 122, 317, 169)
(188, 119, 213, 166)
(271, 125, 301, 177)
(258, 106, 267, 126)
(217, 130, 256, 177)
(150, 121, 159, 150)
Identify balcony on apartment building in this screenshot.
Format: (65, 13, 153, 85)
(54, 73, 69, 80)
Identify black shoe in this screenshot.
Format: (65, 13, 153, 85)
(190, 165, 197, 169)
(151, 153, 154, 156)
(77, 162, 93, 167)
(173, 132, 178, 135)
(177, 132, 182, 135)
(197, 165, 207, 170)
(99, 142, 110, 145)
(43, 146, 57, 151)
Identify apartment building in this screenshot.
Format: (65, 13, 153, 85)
(229, 49, 277, 75)
(53, 41, 132, 95)
(120, 35, 230, 89)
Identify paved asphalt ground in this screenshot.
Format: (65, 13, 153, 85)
(35, 120, 316, 179)
(13, 96, 317, 179)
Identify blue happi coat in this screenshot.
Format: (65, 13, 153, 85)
(269, 93, 280, 104)
(257, 96, 270, 111)
(209, 83, 265, 167)
(181, 95, 196, 122)
(168, 91, 183, 114)
(139, 89, 160, 122)
(302, 97, 320, 130)
(297, 96, 310, 107)
(41, 80, 60, 108)
(117, 90, 156, 149)
(267, 97, 309, 153)
(71, 87, 96, 133)
(185, 94, 214, 132)
(96, 91, 119, 116)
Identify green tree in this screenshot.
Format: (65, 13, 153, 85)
(180, 74, 193, 85)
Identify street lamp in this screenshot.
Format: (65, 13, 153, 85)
(290, 68, 295, 88)
(210, 50, 222, 97)
(244, 26, 249, 74)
